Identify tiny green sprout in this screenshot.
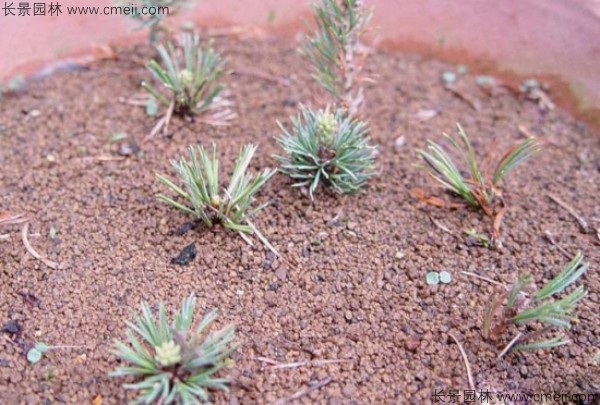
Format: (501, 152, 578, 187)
(142, 31, 234, 133)
(426, 271, 452, 285)
(276, 104, 376, 199)
(483, 253, 589, 354)
(456, 64, 468, 75)
(417, 123, 540, 245)
(111, 294, 237, 405)
(426, 272, 440, 285)
(110, 132, 128, 143)
(520, 78, 540, 93)
(49, 226, 57, 240)
(27, 342, 84, 364)
(27, 342, 49, 364)
(116, 0, 194, 44)
(464, 229, 491, 248)
(156, 143, 277, 252)
(475, 75, 496, 87)
(302, 0, 373, 114)
(439, 271, 452, 284)
(145, 98, 159, 117)
(441, 71, 457, 85)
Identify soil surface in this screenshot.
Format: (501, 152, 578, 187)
(1, 34, 599, 404)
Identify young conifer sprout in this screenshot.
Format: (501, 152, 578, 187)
(276, 104, 376, 199)
(303, 0, 373, 115)
(111, 294, 237, 404)
(483, 253, 589, 355)
(116, 0, 193, 44)
(142, 31, 234, 136)
(156, 143, 278, 252)
(416, 123, 540, 246)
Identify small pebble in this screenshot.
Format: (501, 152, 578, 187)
(404, 337, 420, 352)
(441, 71, 457, 84)
(342, 383, 357, 398)
(171, 243, 197, 266)
(117, 142, 141, 156)
(2, 320, 20, 335)
(519, 365, 528, 377)
(394, 136, 406, 150)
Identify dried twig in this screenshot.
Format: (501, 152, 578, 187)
(274, 377, 333, 405)
(254, 356, 350, 370)
(22, 223, 59, 269)
(490, 205, 507, 249)
(274, 359, 350, 370)
(444, 84, 481, 111)
(79, 156, 127, 162)
(548, 193, 590, 233)
(254, 356, 280, 365)
(497, 332, 523, 360)
(460, 271, 531, 298)
(0, 212, 28, 226)
(542, 230, 573, 259)
(448, 333, 475, 391)
(461, 271, 507, 289)
(428, 215, 458, 238)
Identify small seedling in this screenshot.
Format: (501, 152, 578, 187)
(464, 229, 491, 248)
(109, 132, 128, 143)
(276, 105, 376, 199)
(49, 226, 58, 240)
(483, 253, 589, 354)
(302, 0, 373, 115)
(0, 74, 26, 100)
(116, 0, 193, 44)
(426, 270, 452, 285)
(416, 123, 540, 246)
(111, 294, 236, 404)
(441, 71, 457, 85)
(142, 32, 234, 135)
(157, 143, 277, 251)
(27, 342, 84, 364)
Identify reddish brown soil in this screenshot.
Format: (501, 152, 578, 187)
(0, 35, 599, 404)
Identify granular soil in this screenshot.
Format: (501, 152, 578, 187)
(0, 34, 599, 404)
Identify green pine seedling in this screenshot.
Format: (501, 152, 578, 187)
(116, 0, 194, 44)
(416, 123, 539, 245)
(143, 32, 231, 118)
(418, 123, 539, 211)
(483, 253, 589, 354)
(275, 105, 376, 199)
(111, 294, 237, 404)
(157, 143, 277, 251)
(302, 0, 373, 114)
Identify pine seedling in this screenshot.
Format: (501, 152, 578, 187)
(143, 32, 234, 135)
(117, 0, 193, 44)
(416, 123, 539, 245)
(302, 0, 373, 115)
(156, 143, 277, 250)
(483, 253, 589, 354)
(275, 104, 376, 199)
(111, 294, 236, 404)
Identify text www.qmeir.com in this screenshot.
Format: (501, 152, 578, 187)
(1, 2, 170, 17)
